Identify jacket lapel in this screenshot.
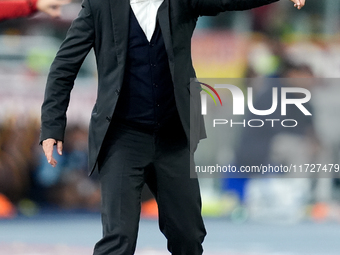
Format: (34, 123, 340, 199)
(157, 0, 175, 81)
(109, 0, 130, 69)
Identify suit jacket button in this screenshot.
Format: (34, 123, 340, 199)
(106, 116, 112, 122)
(115, 89, 120, 96)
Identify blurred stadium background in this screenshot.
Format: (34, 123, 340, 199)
(1, 0, 340, 254)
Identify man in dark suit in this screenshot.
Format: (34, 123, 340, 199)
(40, 0, 305, 254)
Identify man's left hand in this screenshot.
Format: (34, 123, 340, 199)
(290, 0, 305, 10)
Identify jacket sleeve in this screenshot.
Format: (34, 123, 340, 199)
(192, 0, 280, 16)
(40, 0, 95, 143)
(0, 0, 38, 21)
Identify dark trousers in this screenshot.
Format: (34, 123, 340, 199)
(93, 118, 206, 255)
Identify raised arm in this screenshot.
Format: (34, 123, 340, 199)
(192, 0, 305, 16)
(0, 0, 38, 20)
(0, 0, 70, 21)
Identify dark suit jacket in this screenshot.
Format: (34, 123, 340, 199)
(40, 0, 279, 175)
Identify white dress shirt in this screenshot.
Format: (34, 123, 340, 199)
(130, 0, 164, 42)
